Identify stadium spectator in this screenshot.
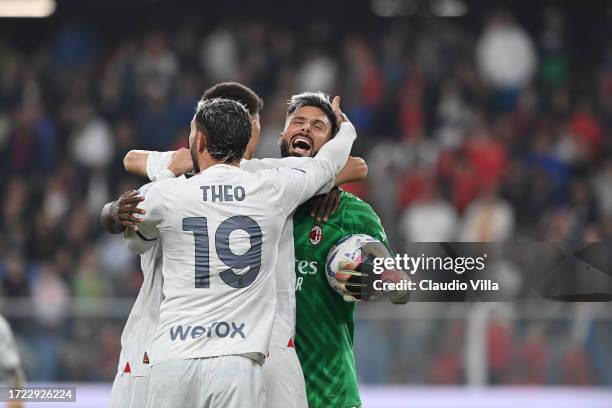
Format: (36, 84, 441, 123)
(476, 9, 537, 109)
(399, 179, 458, 243)
(458, 186, 514, 242)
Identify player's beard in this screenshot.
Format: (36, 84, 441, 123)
(279, 138, 315, 158)
(190, 143, 200, 173)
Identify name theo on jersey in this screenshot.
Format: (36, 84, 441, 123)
(200, 185, 246, 202)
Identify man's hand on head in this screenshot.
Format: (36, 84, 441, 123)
(331, 96, 349, 126)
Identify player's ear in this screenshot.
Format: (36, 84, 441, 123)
(197, 130, 207, 153)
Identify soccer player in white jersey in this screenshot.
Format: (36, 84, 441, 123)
(127, 97, 355, 408)
(101, 83, 268, 408)
(107, 83, 362, 408)
(0, 314, 26, 408)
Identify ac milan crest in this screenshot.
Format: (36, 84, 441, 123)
(309, 225, 323, 245)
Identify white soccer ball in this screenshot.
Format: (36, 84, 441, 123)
(325, 234, 378, 296)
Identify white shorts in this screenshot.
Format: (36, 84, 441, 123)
(262, 346, 307, 408)
(145, 355, 265, 408)
(109, 372, 150, 408)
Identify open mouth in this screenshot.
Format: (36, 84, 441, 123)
(290, 134, 313, 156)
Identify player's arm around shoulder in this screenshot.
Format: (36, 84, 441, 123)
(124, 149, 192, 181)
(242, 155, 366, 183)
(124, 149, 153, 177)
(240, 156, 308, 172)
(124, 178, 177, 254)
(100, 190, 145, 234)
(246, 155, 366, 219)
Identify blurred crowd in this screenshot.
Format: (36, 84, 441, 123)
(0, 4, 611, 384)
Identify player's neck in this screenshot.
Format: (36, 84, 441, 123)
(195, 153, 241, 174)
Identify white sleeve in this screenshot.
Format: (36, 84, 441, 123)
(257, 121, 356, 215)
(0, 315, 20, 370)
(241, 156, 311, 171)
(123, 181, 168, 254)
(124, 227, 159, 255)
(241, 157, 334, 194)
(146, 151, 175, 181)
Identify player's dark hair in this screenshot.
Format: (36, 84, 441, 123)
(287, 91, 339, 137)
(194, 98, 252, 162)
(202, 82, 264, 116)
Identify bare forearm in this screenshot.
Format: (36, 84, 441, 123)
(335, 156, 368, 186)
(123, 150, 151, 177)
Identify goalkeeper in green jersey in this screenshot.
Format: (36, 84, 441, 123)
(277, 95, 407, 408)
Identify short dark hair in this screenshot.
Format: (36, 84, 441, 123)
(194, 98, 252, 162)
(287, 92, 339, 137)
(202, 82, 263, 116)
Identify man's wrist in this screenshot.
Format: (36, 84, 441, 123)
(100, 201, 124, 234)
(161, 167, 178, 179)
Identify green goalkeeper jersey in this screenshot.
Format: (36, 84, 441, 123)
(293, 191, 390, 408)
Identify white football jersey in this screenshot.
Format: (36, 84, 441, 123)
(0, 314, 21, 372)
(117, 183, 165, 377)
(129, 162, 342, 364)
(149, 154, 311, 348)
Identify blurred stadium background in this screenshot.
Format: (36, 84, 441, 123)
(0, 0, 612, 406)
